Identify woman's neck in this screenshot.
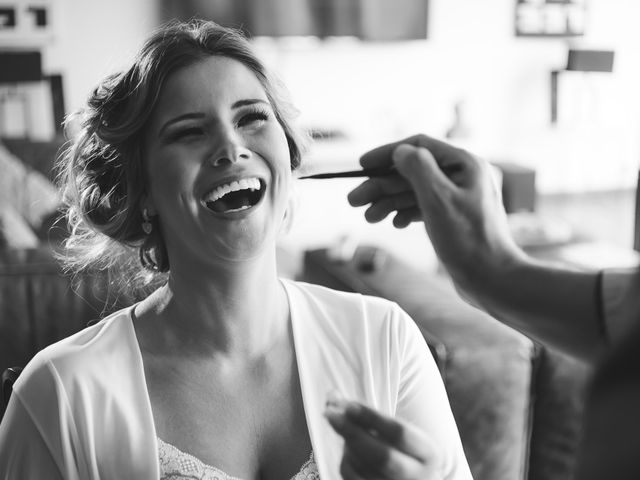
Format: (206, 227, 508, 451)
(140, 252, 289, 360)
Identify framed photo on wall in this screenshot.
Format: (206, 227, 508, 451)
(0, 1, 54, 46)
(515, 0, 587, 37)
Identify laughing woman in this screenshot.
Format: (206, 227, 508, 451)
(0, 21, 472, 480)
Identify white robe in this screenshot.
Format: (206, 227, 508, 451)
(0, 279, 472, 479)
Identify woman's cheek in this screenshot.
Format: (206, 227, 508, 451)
(148, 160, 195, 208)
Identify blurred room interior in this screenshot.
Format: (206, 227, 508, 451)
(2, 0, 640, 271)
(2, 2, 639, 479)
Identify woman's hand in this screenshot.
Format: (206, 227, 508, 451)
(325, 395, 443, 480)
(347, 134, 525, 293)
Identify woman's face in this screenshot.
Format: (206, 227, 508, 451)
(143, 56, 292, 269)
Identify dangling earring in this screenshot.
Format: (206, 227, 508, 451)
(141, 208, 153, 235)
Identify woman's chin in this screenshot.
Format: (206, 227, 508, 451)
(208, 232, 278, 266)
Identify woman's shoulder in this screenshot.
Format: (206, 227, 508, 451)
(13, 305, 137, 397)
(7, 304, 157, 477)
(283, 279, 414, 339)
(284, 278, 401, 314)
(32, 305, 134, 363)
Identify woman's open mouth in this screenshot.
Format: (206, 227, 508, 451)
(201, 177, 266, 214)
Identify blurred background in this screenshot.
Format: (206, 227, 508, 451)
(1, 5, 635, 477)
(2, 0, 640, 270)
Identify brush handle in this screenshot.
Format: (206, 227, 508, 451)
(298, 165, 397, 180)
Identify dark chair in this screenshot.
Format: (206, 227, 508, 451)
(1, 367, 23, 420)
(634, 170, 640, 252)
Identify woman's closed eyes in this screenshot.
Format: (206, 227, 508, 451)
(165, 107, 272, 144)
(236, 106, 270, 129)
(168, 126, 205, 142)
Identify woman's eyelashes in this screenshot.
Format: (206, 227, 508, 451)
(164, 108, 271, 144)
(236, 107, 270, 128)
(169, 126, 204, 142)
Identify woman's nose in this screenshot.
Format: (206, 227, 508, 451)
(210, 135, 251, 167)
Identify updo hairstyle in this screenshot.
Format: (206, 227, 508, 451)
(57, 19, 307, 292)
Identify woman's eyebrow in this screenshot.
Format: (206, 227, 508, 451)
(158, 112, 205, 137)
(231, 99, 270, 109)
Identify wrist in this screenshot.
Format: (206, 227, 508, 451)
(447, 241, 530, 306)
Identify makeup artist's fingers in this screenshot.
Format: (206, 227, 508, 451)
(348, 176, 412, 208)
(348, 135, 475, 210)
(393, 208, 422, 228)
(364, 192, 418, 223)
(359, 134, 473, 180)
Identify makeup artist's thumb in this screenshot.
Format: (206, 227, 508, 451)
(392, 144, 450, 198)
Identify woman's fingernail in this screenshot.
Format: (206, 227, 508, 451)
(324, 406, 346, 430)
(326, 389, 342, 408)
(325, 401, 346, 416)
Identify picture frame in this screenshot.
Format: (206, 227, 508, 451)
(515, 0, 587, 37)
(0, 1, 54, 46)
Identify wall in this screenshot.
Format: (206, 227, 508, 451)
(0, 0, 160, 140)
(254, 0, 640, 194)
(6, 0, 639, 263)
(17, 0, 640, 193)
(2, 0, 160, 139)
(44, 0, 160, 114)
(266, 0, 640, 261)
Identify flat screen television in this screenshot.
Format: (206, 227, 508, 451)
(162, 0, 429, 41)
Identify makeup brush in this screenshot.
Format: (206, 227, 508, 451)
(298, 163, 460, 180)
(298, 165, 397, 180)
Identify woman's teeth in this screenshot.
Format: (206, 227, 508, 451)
(225, 205, 251, 212)
(202, 177, 264, 214)
(203, 177, 261, 204)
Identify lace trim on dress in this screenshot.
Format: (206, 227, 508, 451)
(158, 438, 320, 480)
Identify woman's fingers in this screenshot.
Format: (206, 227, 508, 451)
(339, 456, 374, 480)
(327, 406, 426, 479)
(325, 397, 442, 480)
(344, 402, 435, 462)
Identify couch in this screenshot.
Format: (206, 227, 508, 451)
(302, 247, 591, 480)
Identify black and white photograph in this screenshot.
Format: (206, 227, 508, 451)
(0, 1, 639, 479)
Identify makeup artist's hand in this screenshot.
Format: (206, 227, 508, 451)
(325, 396, 443, 480)
(347, 134, 524, 293)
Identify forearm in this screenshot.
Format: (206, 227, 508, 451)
(453, 255, 604, 363)
(350, 136, 612, 362)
